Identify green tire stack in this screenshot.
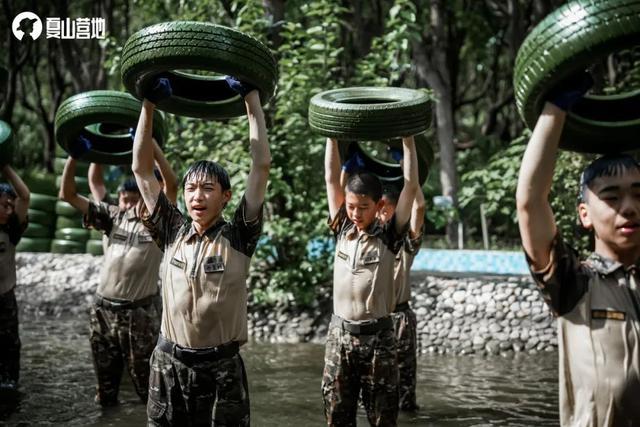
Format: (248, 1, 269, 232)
(52, 200, 86, 253)
(86, 228, 105, 256)
(18, 170, 58, 252)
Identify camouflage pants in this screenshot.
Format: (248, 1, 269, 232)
(147, 340, 250, 426)
(89, 300, 160, 406)
(392, 304, 418, 411)
(322, 318, 399, 427)
(0, 288, 20, 386)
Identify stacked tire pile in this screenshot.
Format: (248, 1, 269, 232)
(18, 176, 57, 253)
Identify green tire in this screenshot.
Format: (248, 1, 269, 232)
(55, 175, 90, 195)
(51, 239, 85, 254)
(89, 229, 103, 240)
(28, 209, 55, 227)
(16, 238, 51, 253)
(86, 239, 104, 256)
(56, 216, 83, 229)
(54, 90, 168, 165)
(23, 173, 58, 196)
(0, 120, 13, 166)
(514, 0, 640, 153)
(54, 227, 89, 242)
(55, 200, 80, 217)
(121, 21, 278, 119)
(308, 87, 432, 140)
(23, 223, 53, 239)
(53, 157, 90, 176)
(29, 193, 58, 213)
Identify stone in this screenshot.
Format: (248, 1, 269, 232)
(452, 290, 466, 303)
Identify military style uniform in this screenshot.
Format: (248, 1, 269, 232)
(142, 192, 262, 426)
(391, 232, 422, 412)
(84, 201, 162, 405)
(323, 204, 405, 426)
(0, 213, 27, 388)
(527, 235, 640, 426)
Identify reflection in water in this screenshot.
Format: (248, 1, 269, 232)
(1, 316, 558, 426)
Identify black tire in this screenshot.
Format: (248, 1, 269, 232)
(86, 239, 104, 256)
(55, 201, 80, 217)
(56, 216, 83, 229)
(55, 175, 90, 195)
(53, 157, 90, 176)
(308, 87, 431, 140)
(514, 0, 640, 153)
(29, 193, 58, 213)
(121, 21, 278, 119)
(55, 90, 168, 164)
(28, 209, 55, 227)
(23, 223, 53, 239)
(338, 134, 434, 187)
(0, 120, 13, 165)
(51, 239, 85, 254)
(16, 238, 51, 253)
(54, 227, 89, 242)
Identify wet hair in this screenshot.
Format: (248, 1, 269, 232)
(0, 183, 16, 200)
(345, 172, 382, 202)
(118, 177, 140, 194)
(381, 185, 400, 206)
(181, 160, 230, 191)
(579, 154, 640, 202)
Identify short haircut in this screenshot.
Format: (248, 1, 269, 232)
(381, 185, 400, 206)
(118, 177, 140, 194)
(580, 154, 640, 202)
(0, 183, 16, 200)
(182, 160, 230, 191)
(346, 172, 382, 202)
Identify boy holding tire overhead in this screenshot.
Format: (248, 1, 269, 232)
(0, 165, 29, 394)
(517, 73, 640, 425)
(323, 136, 419, 426)
(59, 139, 177, 407)
(132, 77, 269, 426)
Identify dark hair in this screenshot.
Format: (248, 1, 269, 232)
(580, 154, 640, 202)
(381, 185, 400, 205)
(181, 160, 230, 191)
(0, 183, 16, 200)
(118, 177, 140, 194)
(154, 168, 163, 183)
(346, 172, 382, 202)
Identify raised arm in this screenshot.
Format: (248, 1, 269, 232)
(132, 99, 163, 215)
(88, 163, 107, 202)
(59, 157, 90, 215)
(2, 165, 30, 222)
(243, 90, 270, 220)
(152, 139, 178, 205)
(393, 136, 419, 234)
(516, 102, 565, 270)
(325, 138, 344, 219)
(410, 186, 426, 238)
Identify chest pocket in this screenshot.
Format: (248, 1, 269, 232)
(111, 232, 128, 243)
(361, 250, 380, 266)
(170, 256, 186, 270)
(337, 250, 350, 264)
(137, 233, 153, 244)
(203, 255, 225, 274)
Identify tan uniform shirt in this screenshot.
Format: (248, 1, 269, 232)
(84, 201, 162, 301)
(527, 235, 640, 426)
(330, 204, 406, 321)
(143, 192, 263, 349)
(0, 213, 27, 295)
(394, 232, 423, 305)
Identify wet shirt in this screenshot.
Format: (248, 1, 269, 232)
(0, 213, 27, 295)
(84, 201, 163, 301)
(142, 192, 263, 349)
(526, 235, 640, 426)
(329, 204, 406, 321)
(394, 231, 423, 305)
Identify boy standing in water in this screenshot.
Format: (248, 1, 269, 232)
(0, 165, 29, 394)
(517, 75, 640, 424)
(323, 136, 419, 426)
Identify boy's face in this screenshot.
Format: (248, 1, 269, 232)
(118, 191, 140, 211)
(579, 169, 640, 254)
(345, 191, 383, 231)
(0, 194, 14, 225)
(377, 196, 397, 224)
(184, 177, 232, 229)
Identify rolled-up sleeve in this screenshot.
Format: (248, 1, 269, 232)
(141, 192, 186, 250)
(83, 201, 118, 235)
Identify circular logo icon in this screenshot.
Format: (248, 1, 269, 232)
(12, 12, 43, 41)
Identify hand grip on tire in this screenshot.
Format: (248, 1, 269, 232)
(144, 77, 173, 105)
(547, 72, 594, 112)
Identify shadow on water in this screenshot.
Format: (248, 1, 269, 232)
(0, 315, 558, 426)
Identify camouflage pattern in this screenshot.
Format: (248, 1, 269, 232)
(0, 289, 20, 387)
(322, 320, 398, 426)
(392, 305, 418, 411)
(147, 345, 250, 426)
(89, 302, 160, 406)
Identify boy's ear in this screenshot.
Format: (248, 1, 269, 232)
(577, 202, 592, 229)
(223, 189, 232, 203)
(376, 199, 385, 210)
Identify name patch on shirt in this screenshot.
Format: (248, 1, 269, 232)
(362, 250, 380, 265)
(204, 255, 225, 273)
(137, 233, 153, 244)
(170, 257, 186, 269)
(592, 309, 626, 321)
(337, 250, 349, 262)
(112, 232, 128, 242)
